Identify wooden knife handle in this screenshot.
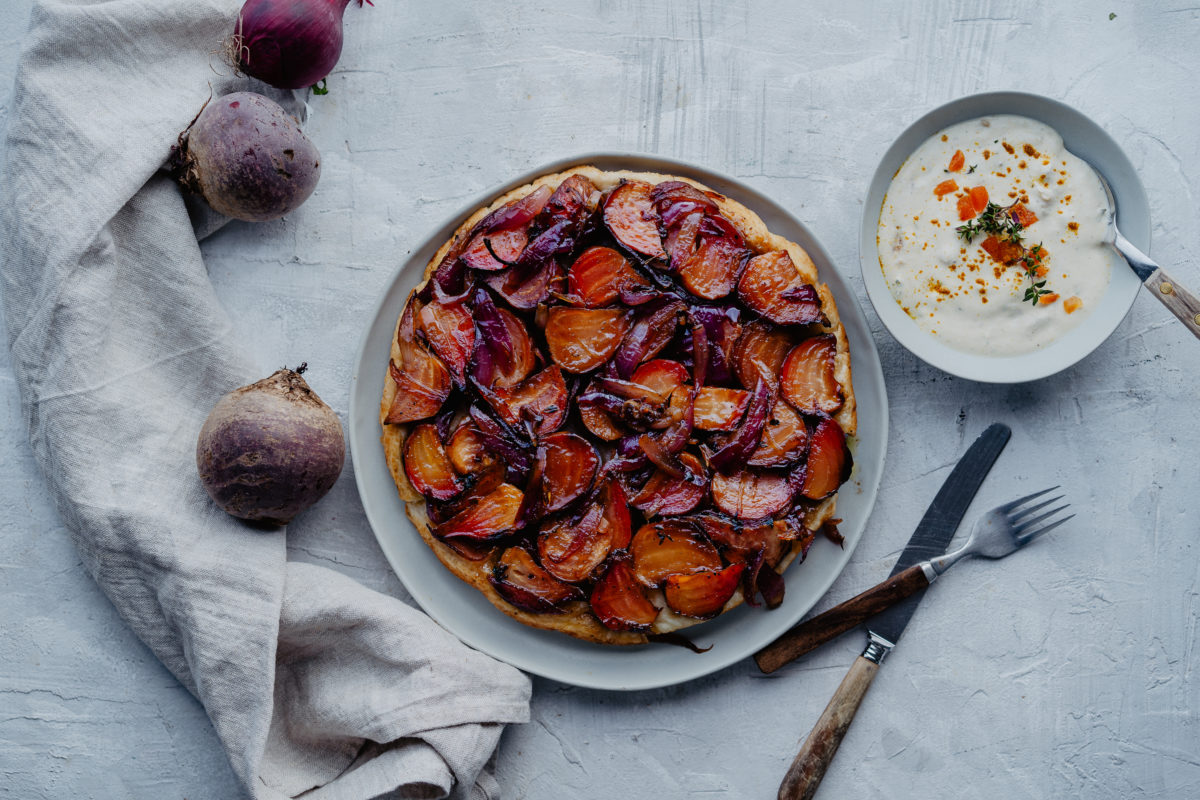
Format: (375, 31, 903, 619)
(754, 564, 929, 673)
(778, 654, 880, 800)
(1144, 267, 1200, 340)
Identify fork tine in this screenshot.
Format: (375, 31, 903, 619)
(1008, 495, 1065, 523)
(1014, 505, 1071, 535)
(999, 486, 1060, 514)
(1017, 513, 1075, 544)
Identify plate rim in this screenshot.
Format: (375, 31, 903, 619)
(858, 90, 1152, 384)
(349, 153, 889, 690)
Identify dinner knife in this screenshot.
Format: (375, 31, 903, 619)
(770, 422, 1011, 800)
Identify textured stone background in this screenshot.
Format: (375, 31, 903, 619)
(3, 1, 1199, 798)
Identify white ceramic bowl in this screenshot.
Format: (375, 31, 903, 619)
(859, 91, 1151, 383)
(349, 154, 889, 690)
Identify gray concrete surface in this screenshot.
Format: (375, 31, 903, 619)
(3, 2, 1199, 798)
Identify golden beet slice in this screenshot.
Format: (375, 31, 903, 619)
(711, 468, 795, 520)
(495, 365, 569, 435)
(538, 501, 611, 583)
(385, 300, 452, 424)
(694, 386, 750, 431)
(664, 563, 746, 618)
(736, 251, 826, 326)
(604, 181, 666, 259)
(598, 478, 633, 550)
(748, 400, 809, 467)
(402, 423, 463, 501)
(591, 555, 660, 631)
(780, 335, 843, 415)
(461, 226, 528, 272)
(435, 483, 523, 541)
(632, 452, 707, 517)
(545, 307, 633, 373)
(418, 298, 475, 383)
(445, 424, 495, 475)
(541, 431, 600, 512)
(568, 246, 650, 307)
(491, 546, 584, 613)
(800, 415, 852, 500)
(630, 519, 722, 588)
(731, 320, 797, 391)
(679, 235, 747, 300)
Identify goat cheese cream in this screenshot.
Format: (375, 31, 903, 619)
(877, 115, 1115, 357)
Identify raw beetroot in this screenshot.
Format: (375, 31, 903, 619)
(171, 92, 321, 222)
(196, 366, 345, 525)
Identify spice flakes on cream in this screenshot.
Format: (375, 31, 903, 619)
(877, 115, 1118, 357)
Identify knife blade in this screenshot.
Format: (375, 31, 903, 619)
(756, 421, 1011, 673)
(775, 422, 1011, 800)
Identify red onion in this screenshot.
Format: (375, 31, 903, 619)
(708, 378, 771, 472)
(230, 0, 369, 90)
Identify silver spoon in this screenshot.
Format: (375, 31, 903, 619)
(1088, 161, 1200, 339)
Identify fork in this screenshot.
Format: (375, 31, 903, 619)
(755, 487, 1073, 673)
(1086, 157, 1200, 340)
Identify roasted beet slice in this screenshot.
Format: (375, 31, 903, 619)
(691, 511, 800, 569)
(461, 226, 528, 272)
(731, 320, 797, 390)
(435, 482, 524, 541)
(590, 555, 660, 631)
(568, 246, 640, 307)
(446, 423, 495, 475)
(402, 423, 463, 501)
(800, 415, 852, 500)
(694, 386, 750, 431)
(780, 335, 843, 415)
(604, 181, 666, 259)
(598, 478, 633, 550)
(664, 563, 745, 618)
(679, 234, 749, 300)
(541, 431, 600, 512)
(483, 258, 564, 310)
(632, 452, 706, 517)
(711, 468, 796, 519)
(491, 546, 584, 613)
(630, 358, 689, 397)
(538, 501, 611, 583)
(385, 299, 452, 424)
(708, 378, 772, 473)
(631, 359, 690, 430)
(579, 398, 626, 441)
(736, 251, 827, 326)
(748, 400, 809, 467)
(417, 298, 475, 384)
(630, 519, 722, 588)
(494, 365, 569, 435)
(545, 307, 633, 373)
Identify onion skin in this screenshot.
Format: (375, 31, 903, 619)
(173, 92, 321, 222)
(196, 368, 345, 525)
(233, 0, 354, 90)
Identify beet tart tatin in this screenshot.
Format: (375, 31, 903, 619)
(380, 166, 856, 645)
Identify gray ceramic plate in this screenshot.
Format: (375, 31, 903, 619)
(349, 154, 888, 690)
(860, 91, 1151, 383)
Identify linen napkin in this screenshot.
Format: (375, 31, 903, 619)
(0, 1, 531, 798)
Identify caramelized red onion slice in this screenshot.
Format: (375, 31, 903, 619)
(613, 299, 685, 378)
(708, 378, 771, 473)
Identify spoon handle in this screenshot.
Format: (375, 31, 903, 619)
(1114, 231, 1200, 340)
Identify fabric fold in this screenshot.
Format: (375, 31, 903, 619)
(0, 1, 531, 798)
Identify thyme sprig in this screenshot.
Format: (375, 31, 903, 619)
(957, 203, 1055, 308)
(1021, 243, 1053, 306)
(955, 202, 1023, 243)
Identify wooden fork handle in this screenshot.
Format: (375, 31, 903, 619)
(778, 654, 880, 800)
(754, 564, 929, 673)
